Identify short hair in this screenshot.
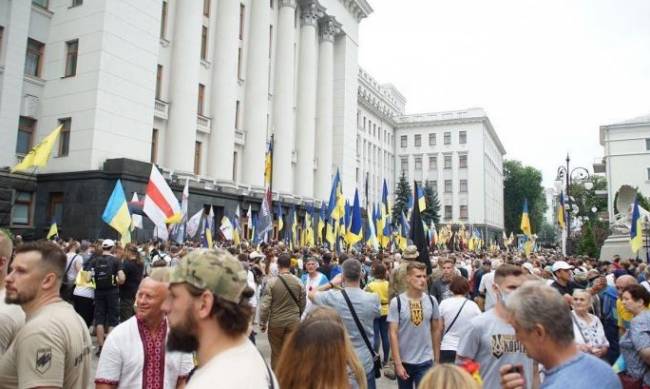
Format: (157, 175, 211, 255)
(441, 258, 455, 266)
(0, 230, 13, 261)
(623, 284, 650, 306)
(372, 263, 387, 280)
(277, 254, 291, 269)
(494, 264, 523, 284)
(322, 253, 332, 264)
(449, 276, 470, 295)
(418, 364, 480, 389)
(342, 259, 361, 281)
(185, 283, 255, 337)
(506, 280, 574, 346)
(15, 241, 66, 280)
(406, 261, 426, 274)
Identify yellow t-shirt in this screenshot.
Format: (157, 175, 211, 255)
(366, 279, 390, 316)
(616, 298, 650, 329)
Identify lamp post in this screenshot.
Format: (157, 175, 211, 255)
(556, 154, 592, 253)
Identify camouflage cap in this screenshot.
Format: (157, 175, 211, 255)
(169, 248, 248, 303)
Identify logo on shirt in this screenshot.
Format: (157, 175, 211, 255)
(490, 334, 526, 359)
(409, 300, 423, 326)
(35, 348, 52, 374)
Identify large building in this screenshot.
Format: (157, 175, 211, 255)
(0, 0, 505, 240)
(597, 114, 650, 222)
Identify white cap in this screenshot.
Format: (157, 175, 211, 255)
(551, 260, 573, 273)
(102, 239, 115, 248)
(249, 251, 264, 260)
(522, 262, 534, 274)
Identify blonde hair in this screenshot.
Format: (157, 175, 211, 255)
(418, 364, 480, 389)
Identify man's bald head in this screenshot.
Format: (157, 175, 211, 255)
(616, 274, 637, 292)
(135, 273, 169, 323)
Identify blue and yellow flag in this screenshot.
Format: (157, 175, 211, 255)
(291, 206, 298, 248)
(318, 201, 326, 244)
(327, 170, 345, 221)
(102, 180, 132, 237)
(631, 197, 643, 253)
(557, 192, 566, 230)
(520, 199, 532, 237)
(345, 190, 363, 246)
(276, 203, 284, 233)
(379, 179, 392, 248)
(366, 203, 379, 250)
(417, 185, 426, 212)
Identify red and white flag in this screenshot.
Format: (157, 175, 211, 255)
(143, 165, 182, 227)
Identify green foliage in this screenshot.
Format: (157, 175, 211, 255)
(568, 175, 607, 218)
(393, 172, 411, 224)
(422, 185, 441, 226)
(503, 160, 547, 235)
(537, 222, 557, 246)
(575, 219, 609, 258)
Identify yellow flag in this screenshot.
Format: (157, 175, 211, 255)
(11, 125, 62, 173)
(46, 222, 58, 240)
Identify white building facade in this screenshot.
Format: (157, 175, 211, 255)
(599, 114, 650, 222)
(0, 0, 505, 239)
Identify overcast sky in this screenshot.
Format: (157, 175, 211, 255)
(358, 0, 650, 187)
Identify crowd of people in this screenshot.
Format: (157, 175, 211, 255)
(1, 227, 649, 388)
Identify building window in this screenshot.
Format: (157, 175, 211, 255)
(459, 179, 468, 193)
(203, 0, 210, 16)
(415, 156, 422, 171)
(239, 4, 245, 40)
(235, 100, 241, 129)
(429, 155, 437, 170)
(444, 205, 452, 220)
(400, 135, 407, 148)
(459, 130, 467, 144)
(444, 131, 451, 145)
(444, 180, 452, 193)
(160, 1, 168, 39)
(646, 138, 650, 151)
(444, 155, 452, 169)
(25, 38, 44, 77)
(460, 205, 468, 219)
(414, 134, 421, 147)
(151, 129, 158, 163)
(426, 180, 437, 191)
(400, 157, 408, 174)
(16, 117, 36, 155)
(32, 0, 49, 9)
(58, 118, 71, 157)
(64, 39, 78, 77)
(71, 0, 83, 6)
(429, 133, 436, 146)
(48, 192, 64, 225)
(459, 154, 468, 168)
(197, 84, 205, 115)
(237, 48, 243, 80)
(156, 65, 163, 99)
(12, 191, 33, 226)
(194, 141, 202, 175)
(201, 26, 208, 60)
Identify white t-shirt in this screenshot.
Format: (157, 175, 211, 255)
(247, 269, 258, 308)
(439, 296, 481, 351)
(64, 253, 83, 284)
(479, 271, 496, 310)
(95, 316, 194, 389)
(187, 340, 277, 389)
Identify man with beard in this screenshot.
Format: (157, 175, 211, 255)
(95, 269, 193, 389)
(0, 230, 24, 353)
(429, 258, 456, 303)
(164, 249, 277, 388)
(0, 241, 92, 388)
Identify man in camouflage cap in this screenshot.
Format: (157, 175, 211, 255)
(164, 249, 277, 389)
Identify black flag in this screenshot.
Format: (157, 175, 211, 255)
(410, 181, 431, 275)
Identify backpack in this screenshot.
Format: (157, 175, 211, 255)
(93, 255, 115, 290)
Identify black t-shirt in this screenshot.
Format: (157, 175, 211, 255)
(550, 280, 581, 296)
(86, 254, 122, 291)
(119, 260, 144, 300)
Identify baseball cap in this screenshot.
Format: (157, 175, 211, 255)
(102, 239, 115, 248)
(249, 251, 264, 260)
(551, 261, 574, 273)
(169, 248, 248, 303)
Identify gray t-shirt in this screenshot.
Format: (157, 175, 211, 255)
(620, 310, 650, 385)
(387, 293, 440, 364)
(457, 309, 534, 389)
(314, 287, 381, 374)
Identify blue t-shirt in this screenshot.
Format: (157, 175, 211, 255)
(542, 352, 621, 389)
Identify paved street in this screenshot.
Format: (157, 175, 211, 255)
(89, 326, 395, 388)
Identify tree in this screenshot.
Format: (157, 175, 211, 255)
(568, 175, 607, 220)
(537, 222, 557, 247)
(503, 160, 547, 235)
(393, 172, 411, 225)
(421, 185, 441, 226)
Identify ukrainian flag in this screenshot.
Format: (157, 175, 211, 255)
(102, 180, 132, 237)
(380, 179, 392, 248)
(631, 197, 643, 253)
(417, 185, 426, 212)
(557, 192, 566, 230)
(327, 170, 345, 221)
(520, 199, 532, 237)
(345, 189, 363, 246)
(276, 203, 284, 233)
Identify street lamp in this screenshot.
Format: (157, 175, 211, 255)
(556, 154, 592, 251)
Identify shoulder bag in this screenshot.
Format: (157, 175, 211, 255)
(444, 298, 468, 336)
(341, 289, 382, 378)
(277, 275, 303, 317)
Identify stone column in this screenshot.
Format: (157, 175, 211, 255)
(314, 16, 339, 201)
(165, 0, 203, 173)
(271, 0, 297, 195)
(294, 0, 323, 198)
(241, 0, 270, 187)
(207, 0, 240, 181)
